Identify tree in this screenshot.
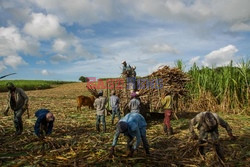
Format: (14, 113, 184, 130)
(79, 76, 89, 82)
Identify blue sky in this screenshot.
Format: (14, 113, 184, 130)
(0, 0, 249, 81)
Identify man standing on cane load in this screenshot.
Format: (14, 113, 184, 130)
(189, 111, 236, 161)
(4, 82, 29, 135)
(161, 91, 173, 135)
(94, 90, 107, 133)
(110, 90, 121, 125)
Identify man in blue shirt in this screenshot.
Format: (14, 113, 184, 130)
(34, 109, 55, 138)
(109, 112, 150, 157)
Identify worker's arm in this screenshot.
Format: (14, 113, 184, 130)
(189, 113, 202, 139)
(214, 114, 235, 140)
(46, 121, 54, 135)
(112, 128, 120, 147)
(109, 128, 121, 157)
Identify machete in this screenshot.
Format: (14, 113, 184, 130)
(0, 73, 16, 79)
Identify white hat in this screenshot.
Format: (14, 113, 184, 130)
(122, 60, 126, 64)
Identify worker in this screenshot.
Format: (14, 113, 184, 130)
(109, 112, 150, 157)
(110, 90, 121, 125)
(94, 90, 107, 132)
(161, 91, 173, 135)
(34, 109, 55, 139)
(4, 82, 29, 135)
(128, 92, 140, 113)
(189, 111, 236, 160)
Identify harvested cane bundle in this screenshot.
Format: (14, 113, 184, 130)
(118, 65, 190, 114)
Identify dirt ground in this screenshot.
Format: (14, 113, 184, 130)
(0, 83, 249, 167)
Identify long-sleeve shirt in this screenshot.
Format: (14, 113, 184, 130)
(112, 113, 147, 149)
(94, 96, 107, 115)
(189, 111, 232, 135)
(161, 95, 172, 110)
(6, 88, 28, 111)
(34, 109, 54, 136)
(110, 95, 120, 108)
(128, 98, 140, 113)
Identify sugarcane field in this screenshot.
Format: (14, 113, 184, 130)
(0, 61, 249, 167)
(1, 1, 250, 167)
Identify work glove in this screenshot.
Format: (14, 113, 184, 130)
(109, 146, 115, 158)
(127, 148, 135, 157)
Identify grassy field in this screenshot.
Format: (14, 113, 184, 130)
(0, 82, 249, 166)
(0, 80, 75, 92)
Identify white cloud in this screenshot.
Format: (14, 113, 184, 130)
(189, 56, 200, 65)
(52, 38, 69, 52)
(0, 61, 7, 73)
(143, 43, 178, 54)
(230, 22, 250, 32)
(202, 45, 238, 67)
(36, 60, 47, 65)
(50, 54, 68, 64)
(3, 0, 250, 32)
(212, 0, 250, 23)
(41, 69, 49, 75)
(80, 29, 95, 35)
(31, 0, 117, 25)
(23, 13, 65, 39)
(0, 26, 39, 70)
(0, 26, 38, 57)
(3, 55, 27, 68)
(148, 62, 175, 75)
(51, 37, 96, 63)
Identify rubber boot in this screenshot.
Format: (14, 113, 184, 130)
(163, 124, 167, 133)
(14, 120, 20, 135)
(17, 122, 23, 135)
(168, 127, 173, 135)
(145, 148, 150, 155)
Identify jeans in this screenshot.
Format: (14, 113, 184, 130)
(111, 107, 121, 122)
(13, 108, 25, 133)
(126, 128, 149, 153)
(96, 115, 106, 132)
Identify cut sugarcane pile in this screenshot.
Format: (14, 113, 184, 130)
(110, 66, 189, 114)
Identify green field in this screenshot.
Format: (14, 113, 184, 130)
(0, 80, 75, 92)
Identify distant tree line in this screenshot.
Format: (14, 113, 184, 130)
(79, 76, 89, 82)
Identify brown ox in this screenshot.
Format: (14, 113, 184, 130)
(77, 95, 95, 111)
